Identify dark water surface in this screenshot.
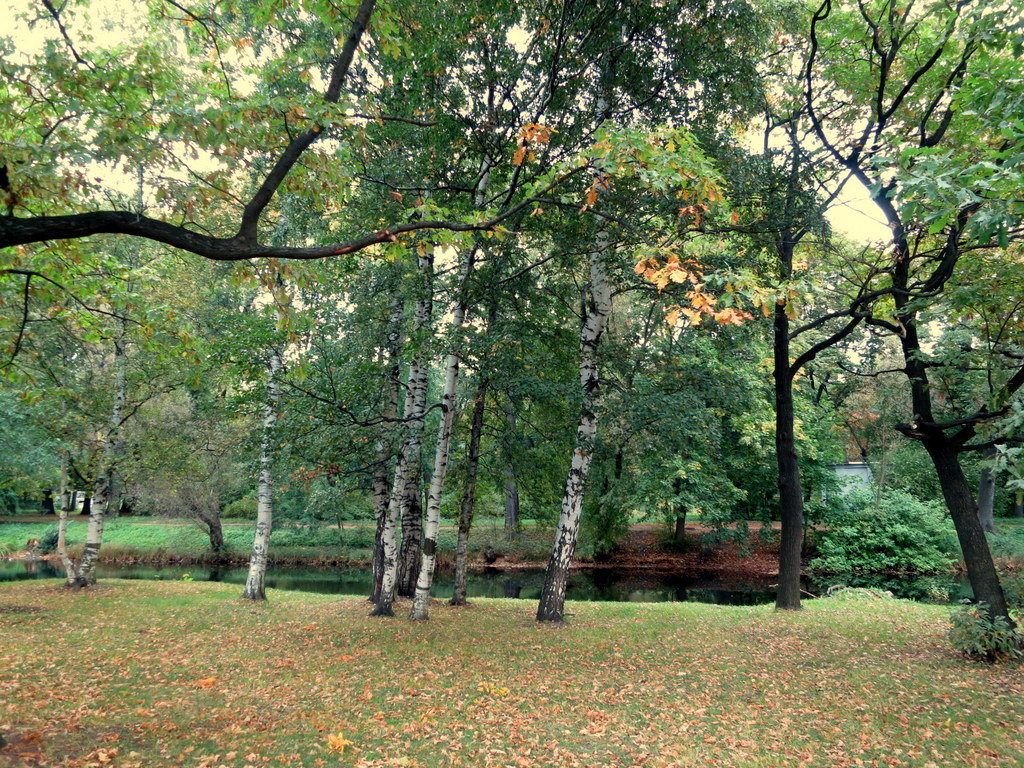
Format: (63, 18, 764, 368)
(0, 560, 972, 605)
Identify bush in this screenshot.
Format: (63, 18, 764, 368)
(949, 603, 1024, 662)
(38, 524, 59, 554)
(222, 496, 258, 519)
(810, 489, 958, 574)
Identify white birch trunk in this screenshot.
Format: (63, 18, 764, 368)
(371, 293, 404, 603)
(373, 249, 433, 616)
(242, 346, 283, 600)
(536, 225, 613, 622)
(410, 254, 474, 620)
(73, 336, 127, 588)
(57, 452, 75, 586)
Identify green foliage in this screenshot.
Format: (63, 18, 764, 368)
(949, 603, 1024, 662)
(222, 497, 258, 520)
(38, 524, 59, 554)
(810, 489, 959, 574)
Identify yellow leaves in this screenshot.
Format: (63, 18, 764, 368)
(327, 731, 354, 754)
(512, 146, 527, 166)
(477, 681, 510, 697)
(712, 307, 753, 326)
(194, 676, 218, 689)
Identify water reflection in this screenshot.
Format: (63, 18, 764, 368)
(0, 560, 969, 604)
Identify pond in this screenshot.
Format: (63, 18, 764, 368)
(0, 560, 972, 605)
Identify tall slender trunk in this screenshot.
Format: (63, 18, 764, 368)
(502, 401, 521, 541)
(72, 336, 127, 588)
(373, 249, 433, 616)
(451, 378, 488, 606)
(411, 249, 475, 619)
(927, 440, 1010, 620)
(242, 346, 283, 601)
(397, 467, 423, 597)
(977, 445, 997, 534)
(774, 234, 805, 611)
(56, 453, 75, 586)
(537, 224, 613, 623)
(371, 293, 404, 603)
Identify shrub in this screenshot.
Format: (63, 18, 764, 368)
(810, 489, 958, 574)
(222, 496, 258, 519)
(949, 603, 1024, 662)
(38, 524, 60, 554)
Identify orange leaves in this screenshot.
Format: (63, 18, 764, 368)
(193, 676, 217, 689)
(512, 123, 556, 165)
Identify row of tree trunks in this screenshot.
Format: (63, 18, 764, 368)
(371, 292, 404, 604)
(410, 248, 474, 619)
(373, 248, 434, 616)
(241, 344, 283, 601)
(71, 333, 127, 588)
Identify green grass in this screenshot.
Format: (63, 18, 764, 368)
(0, 517, 560, 565)
(1, 579, 1022, 767)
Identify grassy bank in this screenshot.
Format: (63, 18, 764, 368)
(1, 580, 1022, 767)
(0, 517, 561, 567)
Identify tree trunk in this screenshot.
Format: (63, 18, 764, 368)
(774, 235, 805, 611)
(242, 346, 283, 601)
(41, 490, 55, 515)
(199, 510, 225, 556)
(674, 513, 687, 543)
(537, 223, 613, 623)
(371, 293, 404, 604)
(397, 468, 423, 597)
(1015, 491, 1023, 519)
(80, 495, 90, 516)
(411, 248, 474, 620)
(977, 445, 997, 533)
(71, 335, 127, 589)
(926, 440, 1011, 621)
(502, 401, 521, 542)
(56, 454, 75, 586)
(373, 249, 433, 616)
(451, 379, 488, 607)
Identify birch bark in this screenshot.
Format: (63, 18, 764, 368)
(72, 335, 127, 588)
(242, 345, 284, 600)
(373, 248, 433, 616)
(56, 453, 75, 586)
(536, 222, 613, 622)
(410, 251, 474, 619)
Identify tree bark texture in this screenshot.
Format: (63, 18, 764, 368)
(72, 336, 127, 588)
(56, 454, 75, 586)
(537, 224, 613, 623)
(977, 445, 997, 533)
(373, 249, 433, 616)
(371, 293, 404, 603)
(774, 236, 805, 611)
(451, 379, 488, 606)
(242, 347, 283, 600)
(411, 248, 475, 619)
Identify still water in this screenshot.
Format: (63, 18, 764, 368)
(0, 560, 971, 604)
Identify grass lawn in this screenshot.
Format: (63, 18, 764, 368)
(0, 518, 558, 566)
(1, 580, 1022, 767)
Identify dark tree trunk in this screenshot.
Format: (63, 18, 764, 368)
(80, 495, 91, 516)
(41, 490, 55, 515)
(926, 440, 1010, 621)
(774, 236, 805, 611)
(451, 379, 488, 606)
(977, 445, 997, 533)
(199, 511, 225, 556)
(502, 400, 520, 541)
(674, 513, 687, 543)
(397, 471, 422, 598)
